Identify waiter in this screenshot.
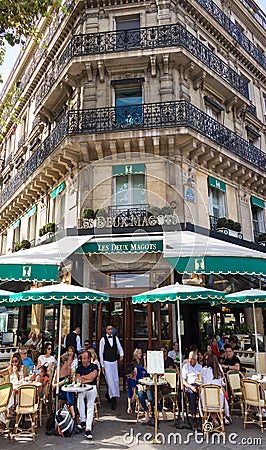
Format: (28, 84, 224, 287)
(99, 324, 124, 410)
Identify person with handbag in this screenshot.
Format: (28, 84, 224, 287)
(99, 324, 124, 410)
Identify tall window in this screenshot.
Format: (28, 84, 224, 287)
(115, 84, 142, 126)
(115, 173, 145, 206)
(28, 213, 37, 246)
(251, 199, 265, 240)
(208, 186, 225, 219)
(115, 16, 140, 49)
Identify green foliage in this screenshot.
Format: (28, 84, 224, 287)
(82, 208, 95, 219)
(216, 325, 233, 336)
(148, 206, 161, 217)
(160, 205, 173, 215)
(234, 323, 252, 335)
(14, 239, 31, 251)
(95, 208, 107, 218)
(216, 217, 241, 232)
(39, 222, 56, 236)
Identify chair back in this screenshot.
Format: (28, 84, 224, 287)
(227, 370, 243, 393)
(0, 383, 12, 408)
(164, 372, 177, 390)
(241, 379, 261, 405)
(201, 384, 222, 409)
(18, 385, 37, 408)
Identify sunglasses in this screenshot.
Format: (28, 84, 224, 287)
(12, 360, 19, 363)
(20, 352, 27, 355)
(47, 347, 52, 350)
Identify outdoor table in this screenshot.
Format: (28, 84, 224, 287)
(139, 376, 167, 444)
(62, 384, 93, 416)
(251, 374, 266, 384)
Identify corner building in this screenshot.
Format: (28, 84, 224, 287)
(0, 0, 266, 361)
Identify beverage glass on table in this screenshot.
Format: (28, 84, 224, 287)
(197, 373, 201, 381)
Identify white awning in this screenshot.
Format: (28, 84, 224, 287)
(164, 231, 266, 275)
(0, 235, 91, 282)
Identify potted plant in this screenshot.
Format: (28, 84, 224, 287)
(82, 208, 95, 219)
(216, 217, 243, 239)
(14, 239, 31, 252)
(95, 208, 107, 218)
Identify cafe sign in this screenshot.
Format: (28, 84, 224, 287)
(81, 240, 163, 254)
(81, 213, 179, 229)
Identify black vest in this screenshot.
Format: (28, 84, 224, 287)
(103, 335, 118, 362)
(65, 331, 77, 354)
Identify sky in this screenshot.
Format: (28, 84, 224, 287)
(0, 0, 265, 89)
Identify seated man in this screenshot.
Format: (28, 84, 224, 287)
(125, 363, 166, 425)
(221, 344, 242, 374)
(76, 351, 98, 440)
(182, 351, 202, 429)
(161, 347, 175, 370)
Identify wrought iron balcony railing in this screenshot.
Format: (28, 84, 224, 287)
(209, 215, 218, 231)
(35, 23, 249, 107)
(0, 100, 265, 209)
(196, 0, 266, 69)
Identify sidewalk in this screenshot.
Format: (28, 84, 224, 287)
(2, 390, 265, 450)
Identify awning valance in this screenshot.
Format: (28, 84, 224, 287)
(251, 196, 265, 209)
(165, 231, 266, 275)
(51, 182, 65, 199)
(208, 176, 226, 192)
(0, 235, 90, 282)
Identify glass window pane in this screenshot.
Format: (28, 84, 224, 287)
(116, 175, 129, 205)
(132, 174, 145, 204)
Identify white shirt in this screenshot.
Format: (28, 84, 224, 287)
(99, 335, 124, 368)
(182, 362, 202, 385)
(38, 354, 56, 368)
(168, 349, 181, 360)
(201, 366, 224, 386)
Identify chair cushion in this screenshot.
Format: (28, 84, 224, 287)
(16, 404, 38, 414)
(245, 399, 265, 407)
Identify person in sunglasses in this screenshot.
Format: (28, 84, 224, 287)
(36, 342, 56, 374)
(0, 352, 26, 384)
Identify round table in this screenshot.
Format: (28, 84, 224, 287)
(251, 375, 266, 384)
(62, 384, 93, 393)
(139, 377, 167, 443)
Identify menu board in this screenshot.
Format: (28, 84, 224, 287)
(147, 350, 164, 374)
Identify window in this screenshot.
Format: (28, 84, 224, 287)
(246, 125, 260, 148)
(115, 16, 140, 49)
(53, 191, 65, 231)
(115, 173, 145, 206)
(251, 197, 265, 240)
(114, 83, 143, 126)
(12, 223, 21, 249)
(28, 213, 37, 246)
(208, 186, 226, 219)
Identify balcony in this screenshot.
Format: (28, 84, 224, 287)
(0, 100, 265, 209)
(196, 0, 266, 69)
(35, 23, 249, 108)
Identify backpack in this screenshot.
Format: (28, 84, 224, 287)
(55, 405, 74, 438)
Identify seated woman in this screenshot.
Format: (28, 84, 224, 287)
(0, 352, 27, 412)
(88, 348, 101, 371)
(210, 338, 220, 359)
(35, 365, 50, 398)
(67, 346, 79, 379)
(131, 348, 147, 370)
(125, 363, 166, 424)
(52, 354, 75, 420)
(200, 353, 230, 425)
(37, 342, 56, 374)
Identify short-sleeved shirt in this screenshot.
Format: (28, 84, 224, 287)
(22, 357, 34, 368)
(182, 362, 202, 385)
(76, 363, 98, 385)
(164, 356, 175, 369)
(38, 354, 56, 368)
(223, 355, 242, 372)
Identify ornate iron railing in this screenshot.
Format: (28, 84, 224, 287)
(196, 0, 266, 69)
(238, 0, 266, 30)
(246, 104, 257, 117)
(0, 100, 265, 209)
(35, 23, 249, 107)
(209, 215, 218, 231)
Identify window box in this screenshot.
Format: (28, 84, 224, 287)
(216, 217, 243, 239)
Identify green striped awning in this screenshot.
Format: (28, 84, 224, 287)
(112, 163, 145, 176)
(251, 196, 265, 209)
(208, 176, 226, 192)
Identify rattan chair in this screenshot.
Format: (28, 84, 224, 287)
(226, 370, 244, 416)
(39, 367, 55, 426)
(0, 383, 12, 439)
(158, 370, 179, 420)
(199, 384, 226, 438)
(94, 370, 101, 420)
(12, 385, 39, 442)
(241, 378, 266, 433)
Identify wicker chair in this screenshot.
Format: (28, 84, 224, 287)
(0, 383, 13, 439)
(226, 370, 244, 416)
(199, 384, 226, 438)
(158, 370, 179, 420)
(39, 367, 55, 426)
(241, 378, 266, 433)
(12, 385, 39, 442)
